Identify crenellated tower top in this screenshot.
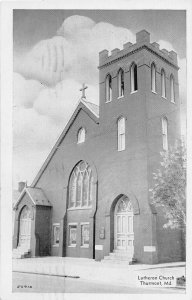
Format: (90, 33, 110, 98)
(99, 30, 178, 69)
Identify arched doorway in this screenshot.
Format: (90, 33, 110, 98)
(18, 206, 32, 248)
(114, 196, 134, 256)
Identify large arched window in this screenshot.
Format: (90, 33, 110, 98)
(170, 74, 175, 103)
(105, 74, 112, 102)
(161, 69, 166, 98)
(77, 128, 85, 144)
(118, 69, 124, 98)
(117, 117, 125, 151)
(68, 161, 93, 208)
(162, 117, 168, 151)
(151, 63, 156, 93)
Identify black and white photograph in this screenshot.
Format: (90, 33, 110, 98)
(1, 1, 191, 299)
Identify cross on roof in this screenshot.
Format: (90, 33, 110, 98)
(80, 83, 88, 99)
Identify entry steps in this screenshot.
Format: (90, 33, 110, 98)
(12, 245, 31, 259)
(102, 250, 134, 264)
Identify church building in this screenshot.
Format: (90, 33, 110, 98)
(13, 30, 184, 264)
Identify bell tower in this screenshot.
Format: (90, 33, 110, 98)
(98, 29, 180, 152)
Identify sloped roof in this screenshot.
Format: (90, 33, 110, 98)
(81, 98, 99, 117)
(12, 190, 20, 206)
(31, 98, 99, 187)
(13, 187, 52, 210)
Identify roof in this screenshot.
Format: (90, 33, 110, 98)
(13, 187, 52, 210)
(12, 190, 20, 206)
(31, 98, 99, 187)
(80, 99, 99, 117)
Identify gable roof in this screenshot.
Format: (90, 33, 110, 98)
(31, 98, 99, 187)
(81, 99, 99, 117)
(13, 187, 52, 210)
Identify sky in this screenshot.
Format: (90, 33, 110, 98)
(13, 9, 186, 189)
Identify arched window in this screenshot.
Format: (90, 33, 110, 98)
(130, 63, 138, 93)
(118, 69, 124, 98)
(105, 74, 112, 102)
(151, 63, 156, 93)
(68, 161, 93, 208)
(161, 69, 166, 98)
(77, 128, 85, 144)
(162, 117, 168, 151)
(118, 117, 125, 151)
(170, 74, 175, 103)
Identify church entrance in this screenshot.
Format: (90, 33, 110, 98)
(18, 206, 31, 248)
(114, 196, 134, 256)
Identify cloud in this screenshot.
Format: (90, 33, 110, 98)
(157, 39, 177, 53)
(13, 15, 186, 188)
(57, 15, 95, 37)
(13, 72, 44, 108)
(14, 36, 69, 86)
(33, 79, 99, 123)
(14, 15, 135, 86)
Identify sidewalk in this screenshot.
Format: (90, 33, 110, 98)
(12, 257, 185, 290)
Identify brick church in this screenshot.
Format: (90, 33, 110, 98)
(13, 30, 184, 264)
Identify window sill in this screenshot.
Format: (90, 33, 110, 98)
(117, 149, 125, 152)
(171, 100, 175, 104)
(68, 207, 92, 211)
(152, 90, 157, 94)
(80, 245, 89, 248)
(77, 141, 85, 144)
(52, 244, 59, 247)
(117, 95, 124, 99)
(68, 245, 77, 248)
(130, 90, 138, 94)
(105, 100, 112, 103)
(161, 96, 167, 100)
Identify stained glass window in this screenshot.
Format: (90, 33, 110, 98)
(117, 197, 133, 213)
(68, 161, 93, 208)
(81, 224, 89, 247)
(69, 225, 77, 246)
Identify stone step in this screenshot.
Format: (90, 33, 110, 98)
(109, 252, 132, 258)
(104, 255, 132, 261)
(12, 247, 31, 259)
(113, 249, 132, 253)
(101, 258, 132, 265)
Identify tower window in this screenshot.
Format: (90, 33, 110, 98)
(130, 63, 138, 93)
(151, 63, 156, 93)
(77, 128, 85, 144)
(170, 75, 175, 103)
(162, 117, 168, 151)
(105, 74, 112, 102)
(118, 69, 124, 98)
(161, 69, 166, 98)
(118, 117, 125, 151)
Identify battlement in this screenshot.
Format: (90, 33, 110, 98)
(99, 29, 178, 69)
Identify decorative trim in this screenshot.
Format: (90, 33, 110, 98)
(130, 90, 138, 95)
(99, 45, 179, 71)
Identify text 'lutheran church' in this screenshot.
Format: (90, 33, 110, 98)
(13, 30, 184, 264)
